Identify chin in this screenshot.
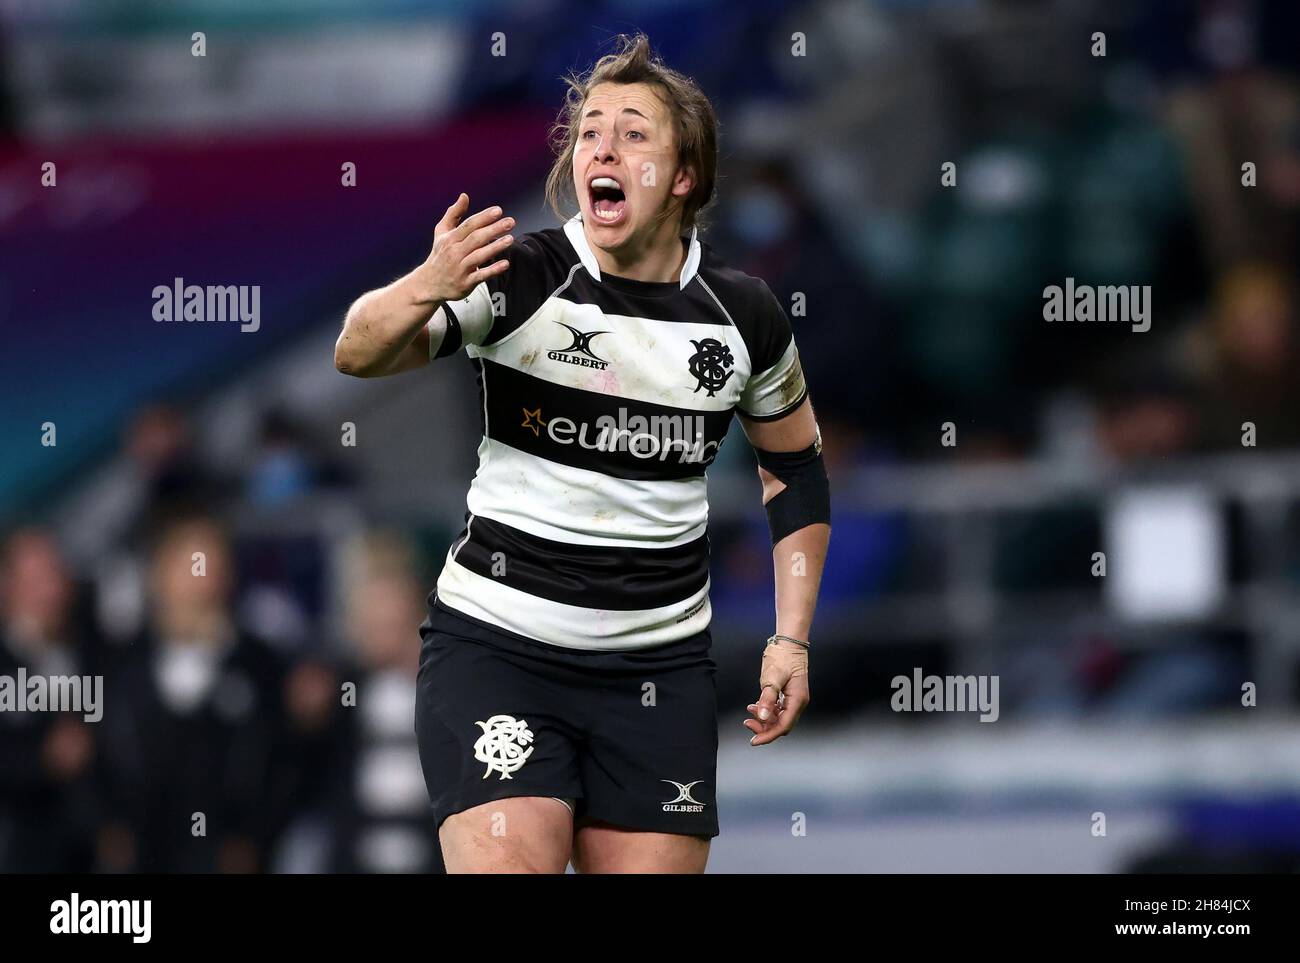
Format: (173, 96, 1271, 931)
(585, 211, 635, 246)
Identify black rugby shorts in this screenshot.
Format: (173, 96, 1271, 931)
(415, 599, 720, 839)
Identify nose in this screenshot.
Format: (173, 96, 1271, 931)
(592, 131, 617, 164)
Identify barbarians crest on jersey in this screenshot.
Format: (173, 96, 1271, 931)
(473, 714, 535, 780)
(548, 321, 610, 370)
(687, 338, 734, 397)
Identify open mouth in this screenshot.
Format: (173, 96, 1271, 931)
(588, 176, 626, 223)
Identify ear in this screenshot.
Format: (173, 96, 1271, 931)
(671, 164, 695, 199)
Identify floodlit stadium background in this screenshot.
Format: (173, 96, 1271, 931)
(3, 0, 1300, 873)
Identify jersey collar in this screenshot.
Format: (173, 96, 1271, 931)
(564, 214, 701, 290)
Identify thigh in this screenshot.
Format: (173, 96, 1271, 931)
(572, 822, 710, 874)
(441, 796, 574, 873)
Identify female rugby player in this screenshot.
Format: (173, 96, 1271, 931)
(334, 34, 830, 873)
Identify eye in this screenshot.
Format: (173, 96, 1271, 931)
(625, 130, 645, 141)
(581, 129, 598, 140)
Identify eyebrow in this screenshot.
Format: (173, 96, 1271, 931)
(582, 107, 650, 121)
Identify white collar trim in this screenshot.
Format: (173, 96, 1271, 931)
(563, 214, 701, 290)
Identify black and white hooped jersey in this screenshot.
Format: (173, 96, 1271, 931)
(427, 215, 806, 651)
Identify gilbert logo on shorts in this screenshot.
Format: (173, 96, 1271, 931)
(473, 714, 535, 780)
(661, 779, 706, 813)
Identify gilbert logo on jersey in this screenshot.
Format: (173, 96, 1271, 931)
(547, 321, 610, 370)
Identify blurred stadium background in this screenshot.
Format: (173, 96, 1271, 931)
(3, 0, 1300, 873)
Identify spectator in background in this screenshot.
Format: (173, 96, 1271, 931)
(709, 159, 897, 439)
(1091, 350, 1201, 463)
(0, 529, 100, 872)
(1163, 0, 1300, 272)
(1003, 344, 1239, 719)
(321, 532, 438, 873)
(233, 408, 361, 653)
(96, 514, 331, 873)
(60, 404, 226, 570)
(1182, 262, 1300, 450)
(244, 407, 354, 510)
(57, 404, 229, 646)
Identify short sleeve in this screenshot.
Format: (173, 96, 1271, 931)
(429, 233, 557, 360)
(737, 281, 808, 420)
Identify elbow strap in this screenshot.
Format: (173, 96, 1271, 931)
(754, 437, 830, 546)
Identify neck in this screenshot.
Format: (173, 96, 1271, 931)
(588, 215, 688, 283)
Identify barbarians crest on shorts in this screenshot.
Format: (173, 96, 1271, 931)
(473, 714, 535, 780)
(687, 338, 734, 398)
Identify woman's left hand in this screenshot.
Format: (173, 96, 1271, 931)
(744, 640, 809, 746)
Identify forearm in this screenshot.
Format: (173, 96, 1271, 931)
(772, 522, 829, 640)
(335, 268, 440, 377)
(742, 398, 831, 642)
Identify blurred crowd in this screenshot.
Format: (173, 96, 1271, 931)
(1, 408, 439, 872)
(701, 0, 1300, 722)
(696, 4, 1300, 466)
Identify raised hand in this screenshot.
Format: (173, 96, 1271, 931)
(419, 193, 515, 303)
